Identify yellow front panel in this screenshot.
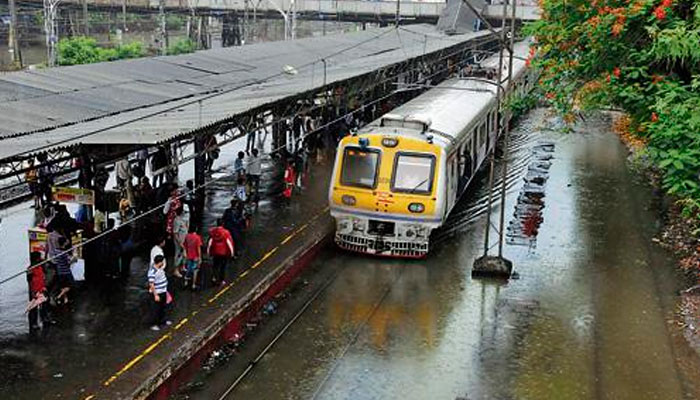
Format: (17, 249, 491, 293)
(331, 134, 441, 217)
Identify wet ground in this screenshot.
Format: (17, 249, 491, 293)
(187, 108, 700, 400)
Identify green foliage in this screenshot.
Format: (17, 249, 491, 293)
(57, 37, 146, 66)
(165, 15, 185, 31)
(507, 93, 538, 121)
(57, 37, 103, 65)
(526, 0, 700, 216)
(166, 38, 196, 56)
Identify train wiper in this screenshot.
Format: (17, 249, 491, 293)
(408, 178, 429, 194)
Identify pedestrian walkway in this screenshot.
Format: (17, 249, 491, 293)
(0, 153, 335, 400)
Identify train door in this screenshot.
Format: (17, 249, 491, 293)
(458, 138, 473, 194)
(447, 154, 458, 213)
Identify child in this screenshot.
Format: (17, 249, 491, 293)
(26, 252, 49, 331)
(148, 254, 171, 331)
(54, 237, 75, 305)
(283, 160, 296, 201)
(182, 225, 203, 290)
(234, 151, 246, 178)
(234, 176, 248, 203)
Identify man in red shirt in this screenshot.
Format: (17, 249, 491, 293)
(183, 225, 203, 290)
(208, 218, 234, 286)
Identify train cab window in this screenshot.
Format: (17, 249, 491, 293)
(340, 147, 380, 189)
(391, 153, 436, 194)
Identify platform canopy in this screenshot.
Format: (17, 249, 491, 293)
(0, 25, 493, 161)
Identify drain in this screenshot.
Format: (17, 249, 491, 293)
(506, 141, 554, 247)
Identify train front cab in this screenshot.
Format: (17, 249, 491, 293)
(329, 133, 445, 258)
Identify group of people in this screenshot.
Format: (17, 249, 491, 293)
(144, 147, 267, 330)
(25, 202, 82, 332)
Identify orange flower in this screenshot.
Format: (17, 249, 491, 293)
(651, 112, 659, 122)
(661, 0, 673, 7)
(613, 67, 621, 78)
(612, 22, 624, 36)
(630, 1, 645, 14)
(545, 92, 555, 100)
(652, 74, 664, 84)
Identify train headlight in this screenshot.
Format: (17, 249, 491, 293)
(408, 203, 425, 213)
(381, 137, 399, 148)
(341, 195, 356, 206)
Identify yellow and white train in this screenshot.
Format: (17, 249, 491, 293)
(329, 40, 535, 258)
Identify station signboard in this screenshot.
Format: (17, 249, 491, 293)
(51, 186, 95, 205)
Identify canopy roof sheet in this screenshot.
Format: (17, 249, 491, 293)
(0, 25, 493, 161)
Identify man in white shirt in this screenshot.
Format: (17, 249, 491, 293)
(116, 158, 132, 189)
(246, 149, 262, 200)
(149, 236, 167, 272)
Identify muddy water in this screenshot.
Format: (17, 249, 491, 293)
(216, 109, 692, 399)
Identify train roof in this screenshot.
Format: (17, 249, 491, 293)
(360, 39, 531, 146)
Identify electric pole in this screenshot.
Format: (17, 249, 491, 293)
(395, 0, 400, 27)
(83, 0, 89, 35)
(8, 0, 22, 68)
(158, 0, 166, 54)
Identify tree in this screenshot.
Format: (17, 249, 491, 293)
(525, 0, 700, 215)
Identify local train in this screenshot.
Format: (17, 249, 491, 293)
(328, 40, 535, 258)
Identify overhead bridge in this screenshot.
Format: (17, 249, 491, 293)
(19, 0, 540, 23)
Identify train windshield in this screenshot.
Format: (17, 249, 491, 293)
(392, 153, 435, 194)
(341, 147, 380, 189)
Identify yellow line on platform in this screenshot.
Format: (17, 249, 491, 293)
(239, 269, 250, 278)
(104, 333, 171, 386)
(208, 284, 232, 303)
(83, 395, 95, 400)
(280, 232, 296, 245)
(174, 318, 188, 330)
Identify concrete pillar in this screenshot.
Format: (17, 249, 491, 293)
(194, 135, 207, 224)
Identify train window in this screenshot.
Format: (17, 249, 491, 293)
(340, 147, 380, 189)
(479, 123, 486, 147)
(391, 153, 436, 194)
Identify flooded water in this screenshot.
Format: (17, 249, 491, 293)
(201, 108, 695, 399)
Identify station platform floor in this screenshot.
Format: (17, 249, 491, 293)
(0, 153, 336, 400)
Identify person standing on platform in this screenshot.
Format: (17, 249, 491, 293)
(150, 236, 167, 273)
(26, 252, 50, 332)
(151, 147, 168, 188)
(136, 148, 149, 176)
(54, 237, 75, 305)
(246, 149, 262, 201)
(172, 206, 189, 278)
(163, 185, 182, 245)
(234, 151, 246, 178)
(147, 255, 171, 331)
(116, 158, 131, 190)
(182, 225, 202, 290)
(283, 159, 296, 202)
(26, 158, 40, 209)
(208, 218, 234, 286)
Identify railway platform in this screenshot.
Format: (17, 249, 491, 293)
(0, 155, 335, 400)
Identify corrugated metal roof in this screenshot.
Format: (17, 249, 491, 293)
(0, 25, 495, 160)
